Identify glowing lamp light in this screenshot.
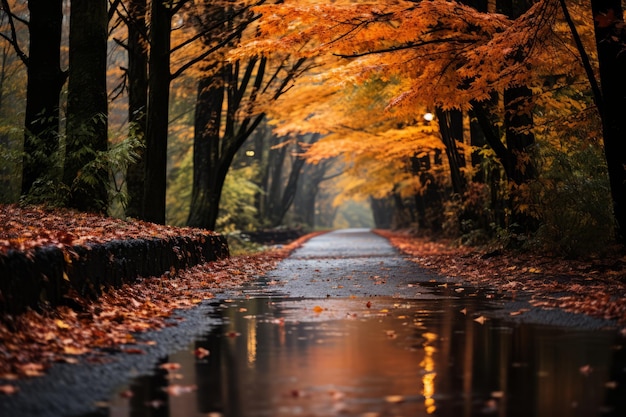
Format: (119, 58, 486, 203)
(245, 150, 255, 157)
(423, 112, 434, 122)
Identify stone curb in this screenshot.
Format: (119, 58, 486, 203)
(0, 233, 229, 315)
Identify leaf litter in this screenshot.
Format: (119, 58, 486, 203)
(0, 205, 320, 389)
(376, 229, 626, 326)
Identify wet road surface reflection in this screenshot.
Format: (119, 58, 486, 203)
(97, 286, 626, 417)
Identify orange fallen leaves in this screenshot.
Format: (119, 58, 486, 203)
(194, 347, 210, 359)
(0, 384, 18, 395)
(159, 363, 182, 371)
(375, 230, 626, 325)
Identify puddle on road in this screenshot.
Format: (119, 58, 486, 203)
(90, 285, 626, 417)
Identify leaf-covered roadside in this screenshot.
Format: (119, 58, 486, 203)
(0, 204, 219, 254)
(375, 230, 626, 327)
(0, 205, 321, 393)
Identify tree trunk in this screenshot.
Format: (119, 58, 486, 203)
(21, 0, 64, 195)
(436, 107, 466, 195)
(370, 196, 394, 229)
(125, 0, 148, 219)
(143, 0, 171, 224)
(187, 54, 266, 230)
(252, 120, 271, 222)
(187, 72, 225, 229)
(270, 134, 320, 227)
(590, 0, 626, 243)
(64, 0, 108, 213)
(292, 162, 328, 229)
(266, 135, 287, 223)
(503, 86, 536, 185)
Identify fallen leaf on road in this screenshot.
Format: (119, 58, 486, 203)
(55, 319, 71, 330)
(385, 395, 405, 403)
(18, 363, 45, 377)
(163, 384, 197, 396)
(194, 347, 210, 359)
(63, 346, 89, 355)
(0, 384, 18, 395)
(474, 316, 487, 325)
(160, 362, 181, 371)
(509, 309, 529, 316)
(579, 365, 593, 376)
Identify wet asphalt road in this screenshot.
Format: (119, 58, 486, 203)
(0, 228, 615, 417)
(254, 228, 441, 299)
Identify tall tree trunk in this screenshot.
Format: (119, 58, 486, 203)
(370, 196, 394, 229)
(252, 120, 270, 222)
(503, 86, 536, 185)
(495, 0, 538, 233)
(590, 0, 626, 243)
(436, 107, 466, 195)
(143, 0, 172, 224)
(266, 135, 287, 222)
(125, 0, 148, 218)
(21, 0, 64, 195)
(270, 134, 320, 227)
(187, 72, 225, 229)
(292, 161, 328, 229)
(497, 0, 537, 187)
(64, 0, 108, 213)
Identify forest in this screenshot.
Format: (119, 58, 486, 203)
(0, 0, 625, 256)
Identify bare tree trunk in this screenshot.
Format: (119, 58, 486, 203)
(21, 0, 64, 195)
(590, 0, 626, 243)
(64, 0, 108, 213)
(125, 0, 148, 218)
(143, 0, 171, 224)
(436, 107, 466, 195)
(187, 70, 225, 229)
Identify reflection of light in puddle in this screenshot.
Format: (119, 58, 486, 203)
(421, 332, 438, 414)
(246, 316, 257, 366)
(84, 293, 626, 417)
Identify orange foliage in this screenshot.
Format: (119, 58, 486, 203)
(234, 0, 601, 205)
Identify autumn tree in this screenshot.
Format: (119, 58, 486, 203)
(234, 0, 613, 250)
(185, 0, 310, 231)
(186, 0, 265, 230)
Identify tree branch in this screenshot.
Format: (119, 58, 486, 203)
(558, 0, 603, 115)
(0, 0, 28, 66)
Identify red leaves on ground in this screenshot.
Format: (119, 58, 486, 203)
(376, 229, 626, 325)
(0, 205, 221, 255)
(0, 205, 318, 381)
